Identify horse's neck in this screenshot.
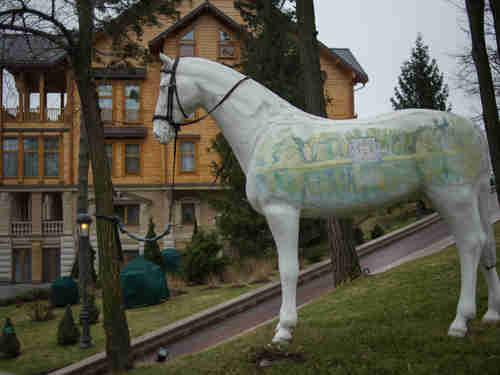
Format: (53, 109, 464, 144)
(187, 59, 298, 174)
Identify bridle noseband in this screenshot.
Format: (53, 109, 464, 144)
(152, 56, 250, 133)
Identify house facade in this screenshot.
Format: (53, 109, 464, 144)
(0, 0, 368, 283)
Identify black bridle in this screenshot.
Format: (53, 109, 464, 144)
(152, 57, 250, 224)
(152, 56, 250, 132)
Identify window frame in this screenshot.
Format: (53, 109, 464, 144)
(43, 136, 62, 178)
(123, 82, 142, 124)
(114, 204, 140, 226)
(181, 202, 196, 225)
(177, 139, 198, 175)
(2, 137, 19, 178)
(218, 29, 236, 59)
(123, 142, 142, 176)
(104, 142, 114, 177)
(23, 136, 40, 178)
(178, 28, 196, 57)
(2, 135, 62, 179)
(97, 83, 114, 123)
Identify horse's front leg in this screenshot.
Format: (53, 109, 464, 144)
(263, 203, 300, 344)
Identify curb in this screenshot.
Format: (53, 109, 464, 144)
(50, 212, 441, 375)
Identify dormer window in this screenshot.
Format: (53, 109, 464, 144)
(219, 30, 235, 58)
(179, 30, 195, 57)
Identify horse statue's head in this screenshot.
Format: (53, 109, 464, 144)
(153, 54, 200, 144)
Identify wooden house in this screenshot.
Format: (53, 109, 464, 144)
(0, 0, 368, 283)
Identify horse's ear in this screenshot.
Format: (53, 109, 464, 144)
(159, 53, 174, 68)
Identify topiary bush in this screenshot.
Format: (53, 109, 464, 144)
(182, 229, 229, 284)
(57, 306, 80, 346)
(371, 224, 385, 240)
(144, 217, 165, 272)
(0, 317, 21, 358)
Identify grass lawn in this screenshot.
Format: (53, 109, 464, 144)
(131, 222, 500, 375)
(0, 282, 263, 374)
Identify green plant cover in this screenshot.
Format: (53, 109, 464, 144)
(0, 317, 20, 358)
(57, 306, 80, 346)
(120, 256, 169, 309)
(161, 248, 181, 273)
(51, 276, 79, 307)
(144, 218, 165, 271)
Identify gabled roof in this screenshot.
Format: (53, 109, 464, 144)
(0, 34, 67, 68)
(149, 1, 244, 52)
(328, 48, 368, 84)
(149, 1, 368, 84)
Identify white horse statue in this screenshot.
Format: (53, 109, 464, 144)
(153, 54, 500, 343)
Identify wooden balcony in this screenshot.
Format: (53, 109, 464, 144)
(42, 220, 64, 235)
(1, 107, 65, 122)
(10, 221, 32, 237)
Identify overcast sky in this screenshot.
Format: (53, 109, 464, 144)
(314, 0, 480, 119)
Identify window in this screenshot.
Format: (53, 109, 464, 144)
(105, 143, 113, 175)
(114, 204, 140, 225)
(182, 203, 195, 225)
(13, 248, 31, 282)
(2, 135, 61, 178)
(219, 30, 235, 58)
(179, 30, 195, 57)
(3, 138, 18, 177)
(44, 137, 59, 177)
(125, 144, 141, 175)
(180, 141, 196, 172)
(23, 137, 39, 177)
(124, 85, 141, 122)
(98, 84, 113, 122)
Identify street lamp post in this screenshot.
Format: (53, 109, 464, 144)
(77, 213, 93, 349)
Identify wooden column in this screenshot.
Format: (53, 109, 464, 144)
(31, 240, 43, 283)
(0, 67, 4, 124)
(39, 72, 46, 121)
(16, 74, 24, 121)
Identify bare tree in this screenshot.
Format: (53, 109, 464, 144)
(0, 0, 179, 372)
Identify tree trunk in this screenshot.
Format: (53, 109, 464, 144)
(466, 0, 500, 206)
(74, 0, 131, 372)
(489, 0, 500, 56)
(295, 0, 361, 286)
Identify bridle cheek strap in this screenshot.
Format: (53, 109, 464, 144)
(152, 57, 250, 129)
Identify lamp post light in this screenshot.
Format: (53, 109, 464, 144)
(77, 213, 93, 349)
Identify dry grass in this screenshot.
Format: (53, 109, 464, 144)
(246, 258, 276, 284)
(167, 273, 187, 291)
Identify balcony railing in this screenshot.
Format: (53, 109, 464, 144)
(1, 107, 65, 122)
(42, 220, 64, 235)
(10, 221, 32, 237)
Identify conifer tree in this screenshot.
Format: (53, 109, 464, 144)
(391, 34, 452, 111)
(57, 306, 80, 346)
(144, 218, 164, 271)
(0, 317, 20, 358)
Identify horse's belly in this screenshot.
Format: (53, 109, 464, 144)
(254, 158, 421, 217)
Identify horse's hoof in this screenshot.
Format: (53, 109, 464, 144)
(448, 326, 467, 337)
(482, 309, 500, 324)
(272, 328, 292, 343)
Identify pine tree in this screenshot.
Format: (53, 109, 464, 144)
(144, 218, 164, 271)
(0, 317, 20, 358)
(391, 34, 451, 111)
(57, 306, 80, 346)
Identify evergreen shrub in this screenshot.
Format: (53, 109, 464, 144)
(57, 306, 80, 346)
(371, 224, 385, 239)
(0, 318, 20, 358)
(144, 218, 165, 272)
(182, 229, 229, 284)
(353, 227, 365, 246)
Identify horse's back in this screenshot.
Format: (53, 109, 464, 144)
(248, 109, 485, 216)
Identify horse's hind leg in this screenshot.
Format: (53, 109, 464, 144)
(478, 179, 500, 323)
(262, 203, 300, 343)
(426, 184, 485, 337)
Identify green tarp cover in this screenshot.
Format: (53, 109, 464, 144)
(162, 248, 181, 273)
(120, 256, 169, 309)
(51, 276, 79, 307)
